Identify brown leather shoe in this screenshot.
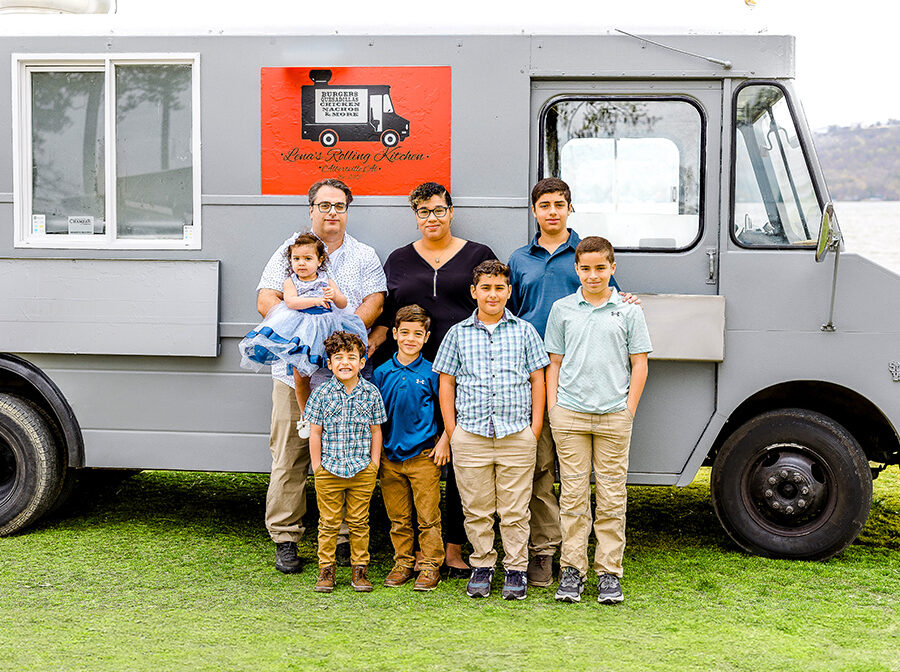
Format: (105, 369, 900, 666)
(383, 564, 415, 587)
(351, 565, 373, 592)
(413, 567, 441, 591)
(315, 564, 335, 593)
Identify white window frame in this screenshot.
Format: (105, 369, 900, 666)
(12, 53, 201, 250)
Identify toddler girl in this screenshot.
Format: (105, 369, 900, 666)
(239, 232, 368, 437)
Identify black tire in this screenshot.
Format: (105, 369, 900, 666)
(319, 129, 338, 147)
(711, 408, 872, 560)
(380, 130, 399, 147)
(0, 393, 62, 535)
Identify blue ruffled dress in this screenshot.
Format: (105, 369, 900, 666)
(239, 272, 368, 375)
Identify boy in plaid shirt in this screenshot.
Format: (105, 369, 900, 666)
(305, 331, 387, 593)
(433, 260, 549, 600)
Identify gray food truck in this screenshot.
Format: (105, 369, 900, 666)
(0, 26, 897, 561)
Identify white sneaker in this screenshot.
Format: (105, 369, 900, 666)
(296, 416, 311, 439)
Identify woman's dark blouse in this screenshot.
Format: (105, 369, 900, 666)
(380, 240, 497, 363)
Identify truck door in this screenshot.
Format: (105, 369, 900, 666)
(370, 94, 383, 132)
(530, 81, 722, 481)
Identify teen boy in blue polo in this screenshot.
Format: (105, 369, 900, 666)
(372, 304, 448, 592)
(306, 331, 387, 594)
(434, 260, 550, 601)
(508, 177, 621, 588)
(545, 236, 651, 605)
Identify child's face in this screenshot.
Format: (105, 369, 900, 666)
(392, 321, 430, 359)
(575, 251, 616, 297)
(327, 348, 365, 383)
(531, 190, 571, 238)
(470, 274, 511, 319)
(290, 244, 321, 280)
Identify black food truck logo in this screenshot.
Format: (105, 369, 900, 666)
(302, 70, 411, 148)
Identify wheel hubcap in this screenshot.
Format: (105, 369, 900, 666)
(744, 443, 833, 533)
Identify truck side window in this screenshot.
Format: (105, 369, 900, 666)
(14, 57, 199, 250)
(541, 98, 703, 250)
(733, 83, 821, 247)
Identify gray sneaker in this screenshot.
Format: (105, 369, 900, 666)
(501, 569, 528, 600)
(555, 566, 584, 602)
(466, 567, 495, 598)
(274, 541, 301, 574)
(527, 554, 554, 587)
(597, 573, 624, 604)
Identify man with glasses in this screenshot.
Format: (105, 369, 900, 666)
(256, 178, 387, 574)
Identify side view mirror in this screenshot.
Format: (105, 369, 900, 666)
(815, 202, 842, 263)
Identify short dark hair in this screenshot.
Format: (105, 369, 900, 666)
(531, 177, 572, 207)
(394, 304, 431, 331)
(308, 178, 353, 206)
(575, 236, 615, 264)
(472, 259, 510, 286)
(409, 182, 452, 209)
(323, 331, 367, 360)
(285, 232, 328, 271)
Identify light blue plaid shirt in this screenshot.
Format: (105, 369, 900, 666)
(433, 309, 550, 439)
(305, 376, 387, 477)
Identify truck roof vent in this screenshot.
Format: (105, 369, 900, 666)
(309, 69, 332, 84)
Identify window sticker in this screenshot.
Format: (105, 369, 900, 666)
(67, 215, 94, 235)
(32, 214, 46, 235)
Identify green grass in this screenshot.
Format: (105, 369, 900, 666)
(1, 467, 898, 672)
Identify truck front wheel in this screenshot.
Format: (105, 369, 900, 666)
(711, 408, 872, 560)
(380, 130, 399, 147)
(0, 393, 62, 535)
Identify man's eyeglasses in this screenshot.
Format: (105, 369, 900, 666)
(313, 201, 348, 214)
(415, 206, 449, 219)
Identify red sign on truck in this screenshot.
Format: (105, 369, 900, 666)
(261, 66, 451, 196)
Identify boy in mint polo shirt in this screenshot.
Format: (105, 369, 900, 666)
(544, 236, 651, 605)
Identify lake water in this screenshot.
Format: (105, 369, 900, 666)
(834, 201, 900, 274)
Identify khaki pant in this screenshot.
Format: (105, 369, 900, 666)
(380, 450, 444, 569)
(265, 380, 311, 543)
(530, 407, 561, 556)
(451, 427, 537, 571)
(314, 463, 378, 566)
(549, 405, 633, 577)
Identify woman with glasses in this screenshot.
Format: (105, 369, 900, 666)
(369, 181, 496, 578)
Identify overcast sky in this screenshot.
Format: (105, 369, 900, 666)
(4, 0, 894, 129)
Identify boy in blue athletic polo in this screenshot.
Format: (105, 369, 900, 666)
(306, 331, 387, 594)
(508, 177, 622, 588)
(372, 304, 448, 592)
(545, 236, 651, 605)
(434, 260, 550, 601)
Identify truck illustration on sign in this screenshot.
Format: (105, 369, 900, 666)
(301, 69, 410, 147)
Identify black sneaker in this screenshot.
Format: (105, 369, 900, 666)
(501, 569, 528, 600)
(555, 566, 585, 603)
(275, 541, 301, 574)
(466, 567, 494, 598)
(335, 541, 351, 567)
(597, 573, 624, 604)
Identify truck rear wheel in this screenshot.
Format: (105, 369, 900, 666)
(0, 393, 62, 535)
(380, 129, 399, 147)
(319, 129, 338, 147)
(711, 408, 872, 560)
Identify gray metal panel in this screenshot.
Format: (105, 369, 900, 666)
(0, 258, 219, 356)
(82, 429, 270, 471)
(530, 34, 795, 79)
(628, 360, 717, 473)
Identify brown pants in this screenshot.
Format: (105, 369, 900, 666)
(530, 407, 562, 556)
(451, 427, 537, 571)
(550, 405, 633, 577)
(380, 450, 444, 569)
(265, 380, 310, 543)
(314, 463, 378, 566)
